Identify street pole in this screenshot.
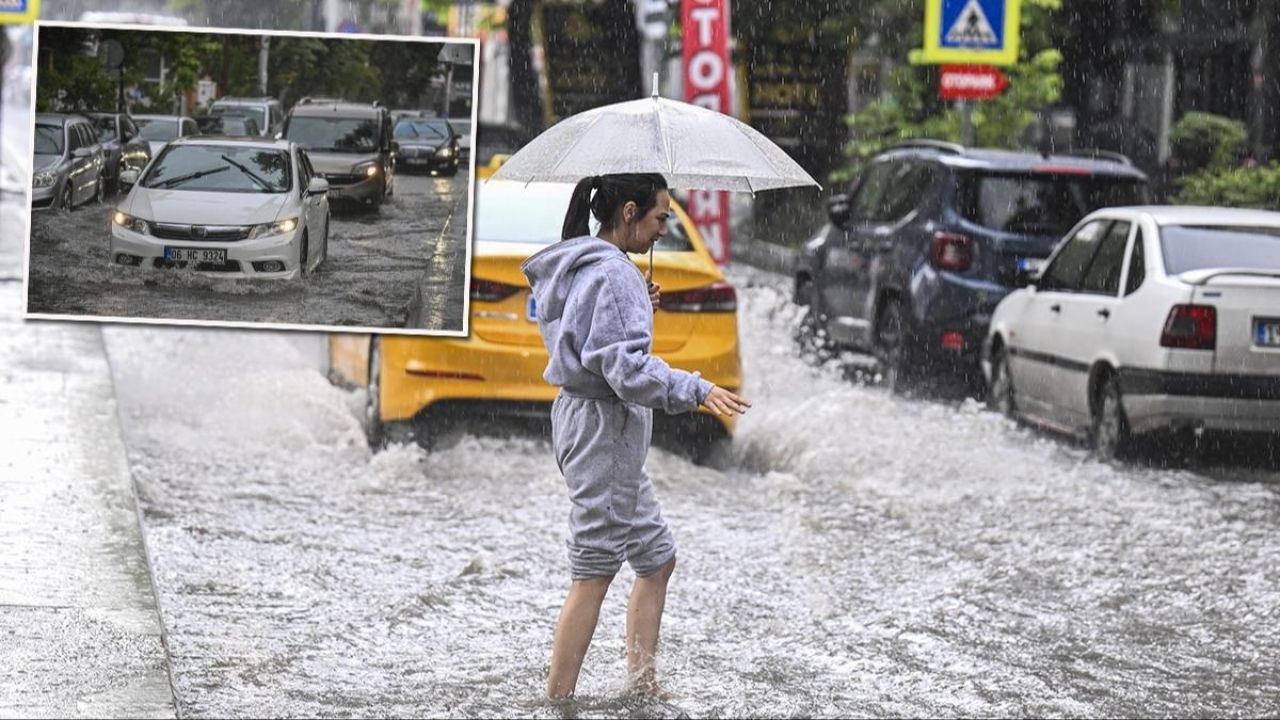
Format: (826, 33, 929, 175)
(442, 64, 454, 118)
(259, 36, 269, 95)
(960, 100, 974, 146)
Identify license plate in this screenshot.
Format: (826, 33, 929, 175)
(1255, 318, 1280, 347)
(407, 158, 430, 165)
(526, 295, 537, 322)
(164, 247, 227, 264)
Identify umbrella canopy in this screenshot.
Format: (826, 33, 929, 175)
(491, 95, 821, 194)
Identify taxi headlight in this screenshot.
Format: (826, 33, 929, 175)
(112, 210, 149, 235)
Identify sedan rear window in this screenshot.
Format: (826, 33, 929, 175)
(475, 182, 693, 252)
(142, 145, 292, 193)
(956, 172, 1149, 237)
(1160, 225, 1280, 274)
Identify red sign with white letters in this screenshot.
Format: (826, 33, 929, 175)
(682, 0, 731, 265)
(939, 64, 1009, 101)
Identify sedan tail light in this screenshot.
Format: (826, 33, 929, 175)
(930, 231, 973, 272)
(470, 279, 522, 302)
(660, 281, 737, 312)
(1161, 304, 1216, 350)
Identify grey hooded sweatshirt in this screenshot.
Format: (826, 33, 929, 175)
(520, 235, 713, 411)
(521, 235, 712, 579)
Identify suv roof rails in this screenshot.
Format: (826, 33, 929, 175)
(887, 139, 966, 155)
(1058, 148, 1133, 165)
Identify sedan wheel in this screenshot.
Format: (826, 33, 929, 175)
(94, 172, 106, 205)
(298, 232, 310, 276)
(59, 182, 74, 211)
(1091, 374, 1131, 460)
(987, 349, 1016, 418)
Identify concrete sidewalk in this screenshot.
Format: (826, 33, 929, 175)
(0, 236, 176, 714)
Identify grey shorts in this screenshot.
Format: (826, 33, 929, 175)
(551, 392, 676, 580)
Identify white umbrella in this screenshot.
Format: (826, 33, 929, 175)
(491, 84, 821, 194)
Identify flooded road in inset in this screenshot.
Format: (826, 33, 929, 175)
(26, 171, 469, 332)
(103, 267, 1280, 718)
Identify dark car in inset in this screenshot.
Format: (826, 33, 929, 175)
(795, 141, 1152, 390)
(87, 111, 152, 195)
(393, 117, 460, 176)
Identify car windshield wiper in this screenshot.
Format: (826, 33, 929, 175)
(149, 166, 229, 189)
(220, 154, 275, 191)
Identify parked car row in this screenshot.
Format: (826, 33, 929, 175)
(798, 141, 1279, 457)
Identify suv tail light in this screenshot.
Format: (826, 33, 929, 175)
(660, 281, 737, 312)
(470, 279, 522, 302)
(930, 231, 973, 272)
(1161, 304, 1216, 350)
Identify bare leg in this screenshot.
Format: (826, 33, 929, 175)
(626, 556, 677, 696)
(548, 575, 614, 699)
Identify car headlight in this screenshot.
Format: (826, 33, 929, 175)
(112, 210, 150, 235)
(436, 146, 453, 157)
(247, 216, 299, 239)
(33, 170, 57, 188)
(355, 161, 379, 177)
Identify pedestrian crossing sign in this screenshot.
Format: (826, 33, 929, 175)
(920, 0, 1020, 66)
(0, 0, 38, 25)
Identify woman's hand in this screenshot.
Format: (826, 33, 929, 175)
(646, 269, 661, 312)
(702, 385, 751, 417)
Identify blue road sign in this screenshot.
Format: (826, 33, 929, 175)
(921, 0, 1021, 66)
(337, 19, 359, 33)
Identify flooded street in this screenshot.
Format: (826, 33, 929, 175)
(101, 267, 1280, 718)
(25, 171, 470, 332)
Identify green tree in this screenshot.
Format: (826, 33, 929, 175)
(839, 0, 1065, 181)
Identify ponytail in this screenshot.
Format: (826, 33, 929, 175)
(561, 175, 601, 240)
(560, 173, 668, 241)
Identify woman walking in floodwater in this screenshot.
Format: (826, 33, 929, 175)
(521, 173, 751, 699)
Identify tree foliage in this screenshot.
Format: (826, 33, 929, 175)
(1176, 163, 1280, 210)
(837, 0, 1065, 181)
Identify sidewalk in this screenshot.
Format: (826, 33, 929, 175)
(0, 206, 176, 717)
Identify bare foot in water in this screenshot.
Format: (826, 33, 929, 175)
(627, 679, 679, 701)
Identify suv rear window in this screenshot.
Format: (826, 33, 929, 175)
(1160, 225, 1280, 274)
(956, 171, 1149, 237)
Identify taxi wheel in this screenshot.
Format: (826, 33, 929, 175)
(365, 339, 418, 450)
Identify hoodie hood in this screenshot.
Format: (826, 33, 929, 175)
(521, 236, 626, 325)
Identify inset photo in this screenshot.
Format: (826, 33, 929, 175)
(23, 21, 478, 335)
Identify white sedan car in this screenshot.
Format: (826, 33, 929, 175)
(983, 206, 1280, 458)
(110, 138, 330, 280)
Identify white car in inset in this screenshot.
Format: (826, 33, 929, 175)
(983, 206, 1280, 458)
(110, 137, 330, 280)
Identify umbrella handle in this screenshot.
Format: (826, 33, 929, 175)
(648, 245, 654, 280)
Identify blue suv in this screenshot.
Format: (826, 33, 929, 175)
(795, 141, 1150, 389)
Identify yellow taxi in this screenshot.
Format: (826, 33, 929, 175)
(328, 180, 742, 463)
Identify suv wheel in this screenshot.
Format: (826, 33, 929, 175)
(875, 299, 916, 393)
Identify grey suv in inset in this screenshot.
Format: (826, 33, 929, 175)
(282, 99, 396, 209)
(795, 141, 1151, 389)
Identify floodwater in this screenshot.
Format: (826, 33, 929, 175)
(101, 266, 1280, 718)
(25, 171, 469, 332)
